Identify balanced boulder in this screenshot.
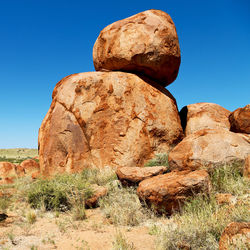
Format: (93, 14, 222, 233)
(229, 104, 250, 134)
(38, 72, 183, 176)
(137, 169, 211, 214)
(179, 103, 230, 136)
(116, 166, 167, 186)
(168, 129, 250, 171)
(93, 9, 181, 87)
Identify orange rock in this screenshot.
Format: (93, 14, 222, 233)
(215, 193, 236, 205)
(137, 170, 211, 214)
(219, 222, 250, 250)
(85, 185, 107, 208)
(229, 104, 250, 134)
(179, 103, 230, 136)
(20, 159, 40, 176)
(116, 166, 167, 186)
(93, 10, 181, 87)
(0, 162, 18, 184)
(38, 72, 183, 176)
(243, 155, 250, 178)
(168, 129, 250, 171)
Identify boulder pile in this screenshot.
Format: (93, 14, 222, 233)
(36, 9, 249, 216)
(38, 9, 183, 176)
(1, 9, 249, 223)
(0, 159, 40, 184)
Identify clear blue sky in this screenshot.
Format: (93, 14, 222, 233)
(0, 0, 249, 148)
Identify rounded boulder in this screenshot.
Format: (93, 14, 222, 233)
(93, 9, 181, 87)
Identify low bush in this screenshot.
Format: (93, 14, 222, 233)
(144, 153, 169, 169)
(25, 167, 117, 212)
(27, 174, 93, 211)
(99, 185, 154, 226)
(210, 161, 248, 195)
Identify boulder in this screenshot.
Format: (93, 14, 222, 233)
(219, 222, 250, 250)
(168, 129, 250, 171)
(229, 104, 250, 134)
(179, 103, 230, 136)
(20, 159, 40, 178)
(93, 10, 181, 87)
(0, 162, 21, 184)
(85, 184, 107, 208)
(137, 169, 211, 214)
(116, 166, 167, 186)
(38, 72, 183, 176)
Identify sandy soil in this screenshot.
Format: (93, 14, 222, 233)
(0, 208, 158, 250)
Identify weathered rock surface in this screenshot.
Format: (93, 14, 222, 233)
(137, 169, 211, 214)
(219, 222, 250, 250)
(85, 185, 107, 208)
(38, 72, 183, 176)
(229, 104, 250, 134)
(179, 103, 230, 136)
(116, 166, 167, 186)
(93, 10, 181, 87)
(20, 159, 40, 178)
(168, 129, 250, 171)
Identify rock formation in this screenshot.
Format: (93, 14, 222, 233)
(168, 129, 250, 171)
(229, 104, 250, 134)
(93, 9, 181, 87)
(0, 162, 20, 184)
(38, 72, 183, 176)
(179, 103, 230, 136)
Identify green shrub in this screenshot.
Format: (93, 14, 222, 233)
(210, 161, 248, 195)
(26, 167, 117, 212)
(145, 153, 169, 169)
(27, 174, 93, 211)
(99, 186, 153, 226)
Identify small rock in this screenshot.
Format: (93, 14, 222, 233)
(219, 222, 250, 250)
(85, 185, 107, 208)
(215, 193, 237, 205)
(137, 169, 211, 214)
(116, 166, 167, 186)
